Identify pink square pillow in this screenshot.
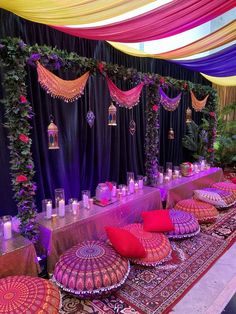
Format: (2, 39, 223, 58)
(105, 226, 146, 258)
(141, 210, 174, 232)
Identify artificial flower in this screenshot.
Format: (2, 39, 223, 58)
(19, 134, 29, 143)
(152, 105, 159, 112)
(19, 95, 27, 103)
(16, 175, 28, 183)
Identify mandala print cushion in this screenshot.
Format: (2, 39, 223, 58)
(194, 188, 236, 208)
(212, 182, 236, 197)
(167, 209, 200, 239)
(53, 240, 130, 298)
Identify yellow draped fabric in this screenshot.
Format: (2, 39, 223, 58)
(108, 20, 236, 60)
(201, 74, 236, 86)
(190, 90, 209, 112)
(0, 0, 154, 25)
(37, 62, 90, 102)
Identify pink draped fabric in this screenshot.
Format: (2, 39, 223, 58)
(106, 77, 144, 109)
(52, 0, 235, 42)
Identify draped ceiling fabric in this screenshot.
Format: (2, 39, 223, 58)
(52, 0, 235, 42)
(202, 74, 236, 86)
(106, 77, 144, 109)
(172, 43, 236, 77)
(0, 0, 155, 25)
(108, 20, 236, 60)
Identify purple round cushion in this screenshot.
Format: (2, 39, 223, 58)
(53, 240, 130, 298)
(167, 209, 200, 239)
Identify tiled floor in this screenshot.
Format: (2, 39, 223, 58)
(171, 243, 236, 314)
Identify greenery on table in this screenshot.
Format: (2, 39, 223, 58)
(0, 37, 218, 237)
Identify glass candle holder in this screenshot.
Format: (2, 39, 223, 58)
(173, 166, 180, 178)
(119, 184, 126, 196)
(137, 175, 143, 189)
(82, 190, 90, 209)
(68, 198, 79, 215)
(55, 188, 65, 217)
(42, 199, 53, 219)
(166, 162, 173, 179)
(134, 181, 139, 192)
(111, 182, 117, 197)
(3, 215, 12, 240)
(127, 172, 135, 194)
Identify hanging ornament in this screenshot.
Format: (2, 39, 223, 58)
(47, 116, 59, 149)
(186, 107, 192, 123)
(190, 90, 209, 112)
(108, 102, 117, 126)
(86, 110, 95, 128)
(168, 128, 175, 140)
(129, 120, 136, 135)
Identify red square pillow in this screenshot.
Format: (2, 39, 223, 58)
(141, 210, 174, 232)
(230, 178, 236, 184)
(105, 226, 146, 258)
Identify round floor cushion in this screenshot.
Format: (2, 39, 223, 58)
(123, 223, 172, 266)
(194, 188, 236, 208)
(174, 199, 218, 223)
(53, 240, 130, 298)
(212, 182, 236, 197)
(167, 209, 200, 239)
(0, 276, 60, 314)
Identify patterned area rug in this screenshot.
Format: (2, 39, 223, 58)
(60, 207, 236, 314)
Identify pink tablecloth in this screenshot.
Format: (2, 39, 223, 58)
(158, 167, 224, 208)
(37, 186, 162, 273)
(0, 233, 40, 278)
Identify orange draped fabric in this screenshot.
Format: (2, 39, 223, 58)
(190, 90, 209, 112)
(37, 62, 90, 102)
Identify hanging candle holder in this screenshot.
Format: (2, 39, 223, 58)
(186, 107, 192, 123)
(86, 110, 95, 128)
(108, 102, 117, 126)
(168, 128, 174, 140)
(47, 115, 59, 149)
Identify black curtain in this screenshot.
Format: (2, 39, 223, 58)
(0, 9, 211, 215)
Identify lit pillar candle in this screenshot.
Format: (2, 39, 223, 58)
(134, 182, 139, 191)
(58, 199, 65, 217)
(174, 170, 180, 178)
(159, 173, 164, 184)
(46, 201, 52, 219)
(72, 201, 78, 215)
(129, 179, 135, 194)
(122, 187, 126, 196)
(111, 186, 117, 197)
(167, 169, 172, 179)
(3, 221, 12, 240)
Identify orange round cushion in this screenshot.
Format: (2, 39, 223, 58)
(123, 223, 172, 266)
(0, 276, 60, 314)
(174, 199, 218, 223)
(212, 182, 236, 196)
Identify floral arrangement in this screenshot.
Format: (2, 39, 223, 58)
(0, 37, 218, 239)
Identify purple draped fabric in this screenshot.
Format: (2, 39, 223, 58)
(52, 0, 235, 43)
(172, 43, 236, 77)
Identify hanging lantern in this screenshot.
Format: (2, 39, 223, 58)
(186, 107, 192, 123)
(108, 102, 117, 126)
(168, 128, 175, 140)
(47, 117, 59, 149)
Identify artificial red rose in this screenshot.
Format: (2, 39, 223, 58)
(159, 77, 165, 85)
(208, 148, 214, 153)
(19, 134, 29, 143)
(19, 95, 27, 103)
(98, 62, 104, 74)
(16, 175, 28, 183)
(152, 105, 159, 112)
(209, 112, 216, 118)
(183, 82, 188, 90)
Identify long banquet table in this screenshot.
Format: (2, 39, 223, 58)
(158, 167, 224, 208)
(37, 186, 162, 273)
(0, 232, 40, 278)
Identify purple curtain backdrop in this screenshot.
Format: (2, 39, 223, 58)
(0, 9, 210, 216)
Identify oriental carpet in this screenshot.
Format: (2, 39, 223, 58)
(60, 206, 236, 314)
